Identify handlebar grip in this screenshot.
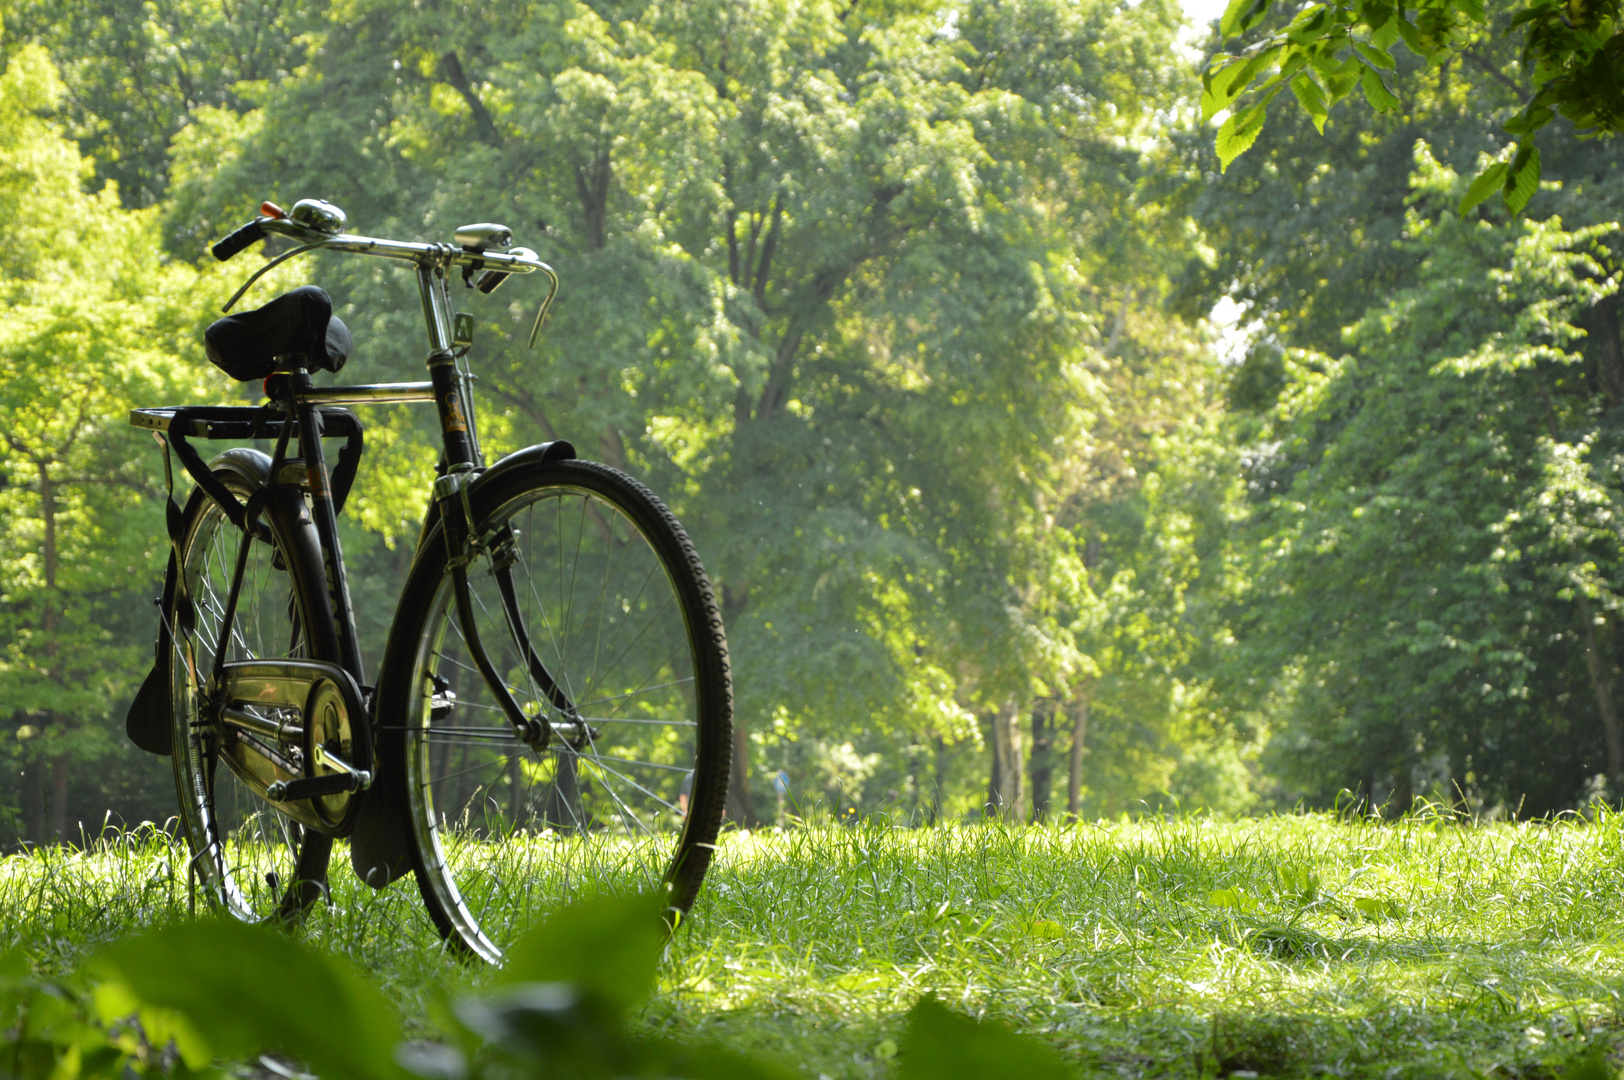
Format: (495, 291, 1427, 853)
(211, 219, 267, 262)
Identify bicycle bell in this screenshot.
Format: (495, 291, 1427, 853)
(289, 198, 347, 235)
(455, 223, 513, 251)
(455, 223, 523, 293)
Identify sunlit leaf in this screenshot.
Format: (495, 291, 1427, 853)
(1360, 66, 1400, 110)
(1291, 73, 1330, 132)
(94, 919, 410, 1080)
(1459, 160, 1509, 212)
(1218, 99, 1271, 171)
(1504, 144, 1541, 214)
(1208, 888, 1260, 911)
(1222, 0, 1273, 37)
(497, 891, 666, 1019)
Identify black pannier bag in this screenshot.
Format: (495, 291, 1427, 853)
(204, 284, 352, 380)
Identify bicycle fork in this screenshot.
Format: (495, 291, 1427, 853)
(433, 470, 592, 750)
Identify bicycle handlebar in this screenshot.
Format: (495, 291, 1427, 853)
(211, 219, 267, 261)
(209, 200, 560, 348)
(211, 212, 552, 276)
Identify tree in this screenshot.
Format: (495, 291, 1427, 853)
(1234, 146, 1622, 812)
(0, 37, 217, 842)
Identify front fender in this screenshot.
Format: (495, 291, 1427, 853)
(408, 440, 577, 561)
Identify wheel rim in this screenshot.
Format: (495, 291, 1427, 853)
(403, 483, 705, 959)
(172, 490, 308, 920)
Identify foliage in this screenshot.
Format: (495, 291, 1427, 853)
(0, 31, 240, 841)
(1201, 0, 1622, 210)
(1231, 146, 1623, 811)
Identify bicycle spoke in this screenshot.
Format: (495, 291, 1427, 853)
(577, 676, 695, 710)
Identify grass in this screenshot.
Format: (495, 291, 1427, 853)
(6, 810, 1624, 1077)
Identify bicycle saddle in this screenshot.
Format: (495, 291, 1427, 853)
(204, 285, 352, 380)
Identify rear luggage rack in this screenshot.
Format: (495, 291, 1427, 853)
(134, 405, 365, 525)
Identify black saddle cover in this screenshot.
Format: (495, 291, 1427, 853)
(205, 285, 352, 380)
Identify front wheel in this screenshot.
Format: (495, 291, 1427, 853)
(375, 458, 732, 961)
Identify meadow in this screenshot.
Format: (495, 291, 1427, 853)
(5, 811, 1624, 1078)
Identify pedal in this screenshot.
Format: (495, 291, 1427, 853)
(266, 770, 371, 803)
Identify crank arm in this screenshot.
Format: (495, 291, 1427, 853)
(267, 744, 371, 802)
(267, 770, 371, 803)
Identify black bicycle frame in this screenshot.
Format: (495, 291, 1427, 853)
(133, 261, 579, 809)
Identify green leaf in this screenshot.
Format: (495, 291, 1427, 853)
(497, 891, 666, 1019)
(1394, 16, 1427, 56)
(1560, 1046, 1616, 1080)
(1286, 5, 1333, 44)
(1217, 98, 1270, 171)
(1291, 73, 1330, 132)
(1023, 918, 1068, 940)
(1352, 41, 1395, 69)
(1352, 896, 1404, 920)
(1502, 106, 1554, 136)
(1203, 57, 1253, 119)
(1458, 161, 1508, 212)
(1359, 66, 1400, 111)
(1204, 45, 1283, 119)
(1221, 0, 1273, 37)
(1370, 14, 1401, 48)
(1207, 888, 1260, 911)
(898, 996, 1072, 1080)
(1504, 144, 1542, 214)
(1323, 63, 1361, 101)
(94, 919, 409, 1080)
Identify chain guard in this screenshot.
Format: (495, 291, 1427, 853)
(210, 659, 370, 836)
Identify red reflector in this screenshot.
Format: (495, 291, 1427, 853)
(260, 201, 286, 219)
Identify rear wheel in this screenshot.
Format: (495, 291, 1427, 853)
(377, 458, 731, 962)
(169, 453, 336, 920)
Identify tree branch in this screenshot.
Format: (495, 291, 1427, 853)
(439, 50, 504, 149)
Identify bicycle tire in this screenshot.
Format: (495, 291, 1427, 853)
(169, 449, 338, 920)
(374, 458, 731, 962)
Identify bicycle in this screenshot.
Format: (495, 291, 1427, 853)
(124, 197, 732, 961)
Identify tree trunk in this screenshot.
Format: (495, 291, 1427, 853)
(985, 714, 1001, 815)
(907, 745, 922, 821)
(544, 755, 583, 830)
(720, 585, 756, 825)
(1067, 688, 1090, 821)
(1392, 763, 1415, 818)
(23, 756, 45, 847)
(930, 735, 947, 826)
(50, 755, 69, 843)
(1578, 596, 1624, 782)
(39, 463, 64, 845)
(725, 726, 756, 826)
(1028, 700, 1056, 822)
(987, 700, 1024, 821)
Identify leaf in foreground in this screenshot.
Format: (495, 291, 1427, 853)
(93, 918, 410, 1080)
(898, 995, 1072, 1080)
